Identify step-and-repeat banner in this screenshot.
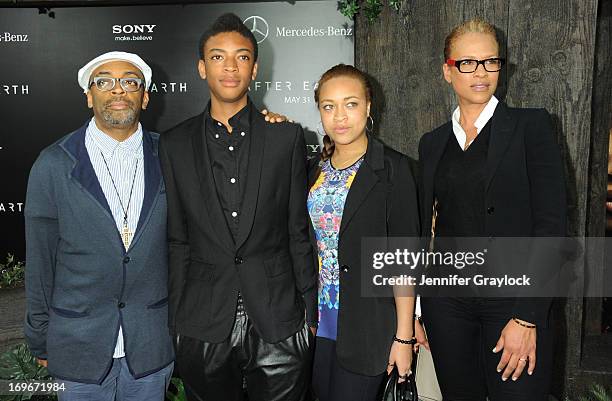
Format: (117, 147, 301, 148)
(0, 2, 354, 259)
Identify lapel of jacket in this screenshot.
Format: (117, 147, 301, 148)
(62, 122, 114, 221)
(128, 129, 162, 251)
(422, 123, 452, 233)
(338, 137, 384, 236)
(307, 154, 322, 188)
(61, 122, 128, 250)
(235, 108, 266, 250)
(191, 112, 235, 253)
(485, 102, 517, 192)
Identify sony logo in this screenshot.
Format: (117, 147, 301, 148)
(112, 24, 157, 34)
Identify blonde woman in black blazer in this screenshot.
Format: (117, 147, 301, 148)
(416, 18, 566, 401)
(307, 64, 420, 401)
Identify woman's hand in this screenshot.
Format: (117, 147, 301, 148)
(387, 340, 413, 383)
(493, 319, 537, 381)
(414, 318, 430, 352)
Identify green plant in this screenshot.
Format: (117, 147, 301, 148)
(0, 343, 55, 401)
(338, 0, 403, 23)
(339, 0, 360, 18)
(165, 377, 187, 401)
(565, 384, 612, 401)
(0, 254, 25, 289)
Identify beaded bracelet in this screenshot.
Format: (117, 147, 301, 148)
(512, 318, 536, 329)
(393, 335, 417, 345)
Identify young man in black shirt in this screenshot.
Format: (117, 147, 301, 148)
(159, 14, 317, 401)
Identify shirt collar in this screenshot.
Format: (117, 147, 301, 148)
(205, 99, 252, 134)
(451, 95, 499, 149)
(86, 117, 143, 160)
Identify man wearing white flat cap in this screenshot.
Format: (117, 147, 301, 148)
(24, 51, 174, 401)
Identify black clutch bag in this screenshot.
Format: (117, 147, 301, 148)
(380, 367, 418, 401)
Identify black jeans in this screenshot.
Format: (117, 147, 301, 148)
(312, 336, 385, 401)
(176, 295, 313, 401)
(421, 297, 553, 401)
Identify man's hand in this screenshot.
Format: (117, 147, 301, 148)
(493, 319, 537, 381)
(36, 358, 48, 368)
(309, 326, 317, 336)
(261, 109, 293, 123)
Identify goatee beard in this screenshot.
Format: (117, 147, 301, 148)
(102, 98, 138, 128)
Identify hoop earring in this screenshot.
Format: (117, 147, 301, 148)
(366, 115, 374, 133)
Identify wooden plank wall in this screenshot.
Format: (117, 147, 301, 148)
(354, 0, 609, 397)
(585, 0, 612, 337)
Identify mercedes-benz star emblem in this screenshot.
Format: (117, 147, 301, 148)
(244, 16, 269, 44)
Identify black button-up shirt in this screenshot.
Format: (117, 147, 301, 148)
(205, 101, 251, 241)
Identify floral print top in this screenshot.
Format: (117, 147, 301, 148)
(307, 157, 363, 340)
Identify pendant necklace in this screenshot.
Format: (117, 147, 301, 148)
(100, 151, 139, 250)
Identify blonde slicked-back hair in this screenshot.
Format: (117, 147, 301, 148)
(444, 17, 499, 60)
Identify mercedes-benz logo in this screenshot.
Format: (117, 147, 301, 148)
(244, 16, 269, 44)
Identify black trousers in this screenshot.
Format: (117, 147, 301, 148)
(312, 336, 385, 401)
(176, 296, 313, 401)
(421, 297, 553, 401)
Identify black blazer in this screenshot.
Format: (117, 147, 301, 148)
(308, 137, 420, 376)
(159, 105, 317, 343)
(418, 102, 567, 327)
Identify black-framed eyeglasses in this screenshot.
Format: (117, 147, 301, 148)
(446, 58, 505, 73)
(89, 77, 144, 92)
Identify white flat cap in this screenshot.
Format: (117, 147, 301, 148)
(77, 51, 152, 93)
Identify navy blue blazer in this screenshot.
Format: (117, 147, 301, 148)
(24, 122, 174, 384)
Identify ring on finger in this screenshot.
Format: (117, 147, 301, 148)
(519, 357, 528, 362)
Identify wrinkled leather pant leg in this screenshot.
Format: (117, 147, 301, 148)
(177, 294, 313, 401)
(176, 300, 246, 401)
(242, 315, 313, 401)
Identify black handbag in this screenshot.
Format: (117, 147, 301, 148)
(380, 366, 418, 401)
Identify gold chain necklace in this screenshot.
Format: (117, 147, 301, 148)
(331, 151, 366, 170)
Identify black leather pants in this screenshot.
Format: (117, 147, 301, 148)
(176, 295, 313, 401)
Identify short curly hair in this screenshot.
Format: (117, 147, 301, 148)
(199, 13, 258, 62)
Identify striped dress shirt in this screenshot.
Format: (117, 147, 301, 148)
(84, 117, 145, 359)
